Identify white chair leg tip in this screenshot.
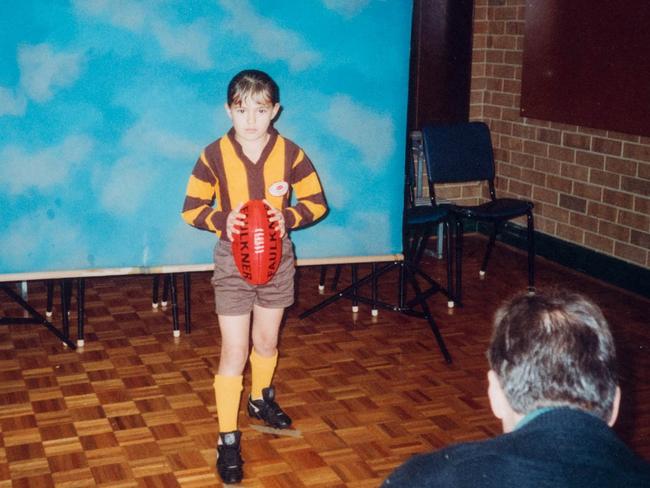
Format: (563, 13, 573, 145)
(77, 339, 85, 347)
(152, 302, 159, 309)
(371, 309, 379, 317)
(173, 330, 180, 338)
(352, 306, 359, 313)
(479, 270, 486, 278)
(447, 301, 455, 308)
(46, 311, 53, 318)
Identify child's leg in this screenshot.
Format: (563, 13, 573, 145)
(214, 313, 250, 433)
(247, 304, 292, 428)
(250, 304, 285, 399)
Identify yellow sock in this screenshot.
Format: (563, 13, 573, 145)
(213, 374, 243, 433)
(249, 348, 278, 400)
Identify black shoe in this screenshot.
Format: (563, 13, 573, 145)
(247, 386, 292, 429)
(216, 431, 243, 484)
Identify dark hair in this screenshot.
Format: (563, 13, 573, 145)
(227, 69, 279, 106)
(487, 289, 618, 421)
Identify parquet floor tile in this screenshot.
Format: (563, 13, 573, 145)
(1, 235, 648, 486)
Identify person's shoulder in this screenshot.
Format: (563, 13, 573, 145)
(205, 134, 228, 151)
(202, 134, 230, 161)
(383, 438, 509, 487)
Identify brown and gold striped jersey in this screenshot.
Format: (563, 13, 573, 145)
(182, 128, 327, 239)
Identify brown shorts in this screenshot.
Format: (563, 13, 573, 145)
(211, 238, 296, 315)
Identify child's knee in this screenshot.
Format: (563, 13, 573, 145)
(252, 340, 278, 357)
(220, 345, 249, 370)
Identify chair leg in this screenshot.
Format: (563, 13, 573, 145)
(413, 227, 431, 267)
(444, 221, 454, 308)
(527, 211, 535, 292)
(405, 227, 418, 261)
(455, 219, 464, 306)
(480, 222, 499, 277)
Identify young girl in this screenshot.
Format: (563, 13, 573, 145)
(181, 69, 327, 484)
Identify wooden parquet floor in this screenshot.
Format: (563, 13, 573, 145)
(1, 235, 648, 487)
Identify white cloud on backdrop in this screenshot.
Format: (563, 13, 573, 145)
(322, 0, 372, 18)
(72, 0, 213, 71)
(218, 0, 321, 71)
(0, 134, 94, 195)
(0, 43, 84, 117)
(319, 94, 395, 170)
(121, 118, 200, 160)
(0, 210, 90, 271)
(0, 86, 27, 116)
(18, 43, 84, 102)
(72, 0, 147, 31)
(100, 156, 156, 215)
(151, 19, 214, 69)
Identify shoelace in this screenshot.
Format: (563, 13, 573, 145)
(262, 398, 285, 418)
(219, 444, 243, 468)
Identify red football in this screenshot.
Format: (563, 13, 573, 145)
(232, 200, 282, 285)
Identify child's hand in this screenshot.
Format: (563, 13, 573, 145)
(264, 199, 286, 238)
(226, 203, 245, 241)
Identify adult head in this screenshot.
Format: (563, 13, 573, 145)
(487, 289, 620, 432)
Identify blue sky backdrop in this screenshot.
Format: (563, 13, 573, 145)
(0, 0, 412, 276)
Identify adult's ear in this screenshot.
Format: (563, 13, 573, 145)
(607, 386, 621, 427)
(487, 370, 520, 433)
(224, 102, 232, 119)
(487, 371, 508, 420)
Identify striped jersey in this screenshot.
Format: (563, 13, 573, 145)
(182, 128, 327, 239)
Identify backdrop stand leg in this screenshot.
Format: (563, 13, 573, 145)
(152, 275, 160, 308)
(299, 260, 451, 362)
(0, 284, 76, 349)
(46, 281, 54, 317)
(404, 261, 452, 363)
(60, 280, 70, 343)
(351, 265, 359, 313)
(183, 272, 191, 334)
(77, 278, 85, 347)
(170, 274, 180, 338)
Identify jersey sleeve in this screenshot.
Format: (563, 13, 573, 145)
(282, 149, 328, 230)
(181, 151, 227, 236)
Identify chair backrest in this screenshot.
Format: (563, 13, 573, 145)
(422, 121, 495, 186)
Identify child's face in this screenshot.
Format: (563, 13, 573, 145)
(225, 95, 280, 145)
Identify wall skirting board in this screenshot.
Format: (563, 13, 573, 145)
(484, 223, 650, 299)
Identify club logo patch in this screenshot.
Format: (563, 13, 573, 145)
(269, 181, 289, 197)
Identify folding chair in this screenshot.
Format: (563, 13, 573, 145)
(422, 121, 535, 305)
(403, 131, 455, 308)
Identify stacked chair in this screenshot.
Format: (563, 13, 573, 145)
(421, 121, 535, 305)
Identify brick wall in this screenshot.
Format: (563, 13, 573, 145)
(468, 0, 650, 268)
